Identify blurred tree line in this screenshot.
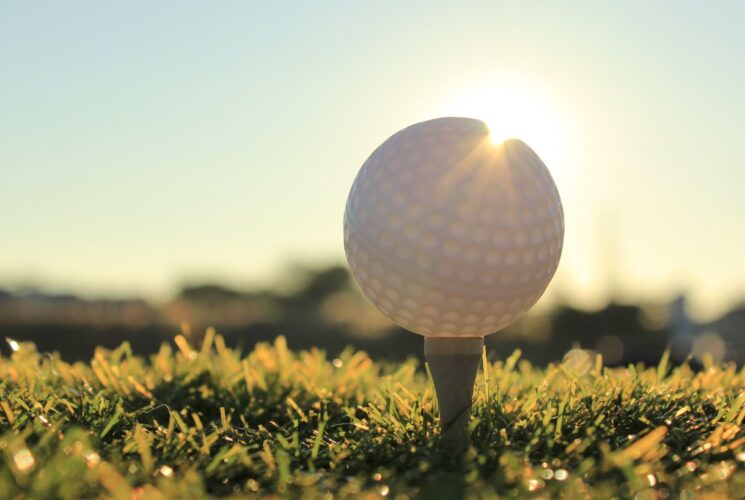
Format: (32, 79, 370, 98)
(1, 265, 743, 365)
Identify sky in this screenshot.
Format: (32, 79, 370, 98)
(1, 1, 744, 318)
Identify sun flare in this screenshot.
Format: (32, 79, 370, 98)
(440, 83, 566, 166)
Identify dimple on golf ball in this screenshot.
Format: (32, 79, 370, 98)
(344, 117, 564, 337)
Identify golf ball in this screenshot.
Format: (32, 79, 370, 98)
(344, 117, 563, 337)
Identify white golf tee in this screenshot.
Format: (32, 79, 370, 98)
(424, 337, 484, 435)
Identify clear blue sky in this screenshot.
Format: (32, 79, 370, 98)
(1, 1, 744, 317)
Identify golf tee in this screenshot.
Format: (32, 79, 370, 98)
(424, 336, 484, 435)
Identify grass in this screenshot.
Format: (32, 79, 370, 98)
(1, 332, 744, 499)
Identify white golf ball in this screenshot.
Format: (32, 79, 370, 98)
(344, 117, 564, 337)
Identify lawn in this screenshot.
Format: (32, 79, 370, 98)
(1, 332, 744, 498)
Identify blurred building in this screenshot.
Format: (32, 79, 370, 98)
(0, 292, 161, 327)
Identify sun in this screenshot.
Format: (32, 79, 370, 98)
(440, 83, 566, 164)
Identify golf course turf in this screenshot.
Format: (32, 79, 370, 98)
(1, 333, 744, 498)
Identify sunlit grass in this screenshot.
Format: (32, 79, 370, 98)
(1, 332, 744, 498)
